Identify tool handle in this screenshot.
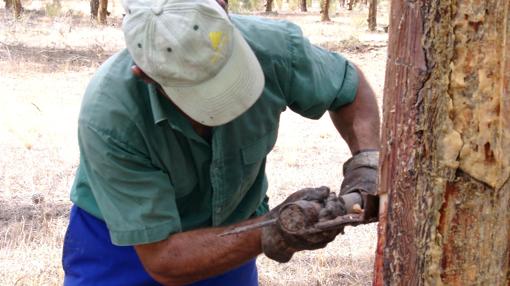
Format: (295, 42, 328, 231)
(217, 192, 366, 237)
(341, 192, 363, 212)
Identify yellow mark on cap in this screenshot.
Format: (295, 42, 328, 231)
(209, 32, 223, 51)
(209, 31, 228, 64)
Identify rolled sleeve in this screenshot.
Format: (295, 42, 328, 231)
(78, 122, 181, 246)
(284, 23, 359, 118)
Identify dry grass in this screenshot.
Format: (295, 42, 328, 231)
(1, 1, 387, 285)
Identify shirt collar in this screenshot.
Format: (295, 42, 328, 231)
(148, 83, 211, 144)
(148, 84, 170, 125)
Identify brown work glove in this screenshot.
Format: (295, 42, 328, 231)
(340, 150, 379, 207)
(261, 186, 346, 263)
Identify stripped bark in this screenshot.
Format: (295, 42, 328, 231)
(374, 0, 510, 285)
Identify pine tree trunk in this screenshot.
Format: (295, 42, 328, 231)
(7, 0, 23, 18)
(321, 0, 331, 21)
(367, 0, 376, 31)
(90, 0, 99, 19)
(265, 0, 273, 12)
(374, 0, 510, 285)
(98, 0, 108, 25)
(300, 0, 307, 12)
(347, 0, 353, 10)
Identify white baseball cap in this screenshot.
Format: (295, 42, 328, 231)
(122, 0, 265, 126)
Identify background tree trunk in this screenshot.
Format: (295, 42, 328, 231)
(347, 0, 354, 10)
(5, 0, 23, 18)
(367, 0, 376, 31)
(320, 0, 331, 21)
(300, 0, 307, 12)
(374, 0, 510, 285)
(90, 0, 99, 20)
(13, 0, 21, 18)
(265, 0, 274, 12)
(98, 0, 108, 24)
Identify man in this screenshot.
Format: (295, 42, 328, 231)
(62, 0, 380, 285)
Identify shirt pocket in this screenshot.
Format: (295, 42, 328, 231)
(242, 129, 278, 164)
(240, 129, 278, 189)
(170, 171, 197, 199)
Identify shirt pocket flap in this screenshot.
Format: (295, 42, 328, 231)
(241, 129, 277, 165)
(172, 173, 197, 199)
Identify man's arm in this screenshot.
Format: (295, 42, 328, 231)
(134, 186, 341, 285)
(134, 217, 264, 286)
(329, 65, 380, 154)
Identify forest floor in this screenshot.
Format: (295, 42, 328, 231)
(0, 1, 388, 285)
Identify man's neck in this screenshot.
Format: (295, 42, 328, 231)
(156, 86, 213, 142)
(190, 120, 213, 142)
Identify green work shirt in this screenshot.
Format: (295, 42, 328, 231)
(70, 14, 359, 246)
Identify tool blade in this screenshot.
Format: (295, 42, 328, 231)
(219, 218, 277, 237)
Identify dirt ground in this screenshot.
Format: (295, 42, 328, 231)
(0, 1, 387, 285)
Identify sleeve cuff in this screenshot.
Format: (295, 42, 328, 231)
(330, 61, 360, 110)
(109, 220, 182, 246)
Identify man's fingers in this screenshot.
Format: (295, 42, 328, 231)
(301, 186, 330, 201)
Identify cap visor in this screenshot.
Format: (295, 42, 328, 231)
(161, 29, 265, 126)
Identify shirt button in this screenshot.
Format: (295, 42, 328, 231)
(215, 207, 222, 214)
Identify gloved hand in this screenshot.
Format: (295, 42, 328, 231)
(340, 150, 379, 207)
(261, 186, 346, 263)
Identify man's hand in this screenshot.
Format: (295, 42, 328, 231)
(340, 150, 379, 207)
(261, 187, 346, 263)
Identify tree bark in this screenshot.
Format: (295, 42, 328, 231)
(90, 0, 99, 20)
(98, 0, 108, 25)
(367, 0, 376, 31)
(374, 0, 510, 285)
(5, 0, 23, 18)
(321, 0, 331, 21)
(300, 0, 307, 12)
(13, 0, 21, 18)
(347, 0, 354, 11)
(265, 0, 274, 12)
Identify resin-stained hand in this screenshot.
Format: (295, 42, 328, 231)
(261, 187, 346, 263)
(340, 150, 379, 207)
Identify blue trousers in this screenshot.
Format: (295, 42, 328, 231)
(62, 205, 258, 285)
